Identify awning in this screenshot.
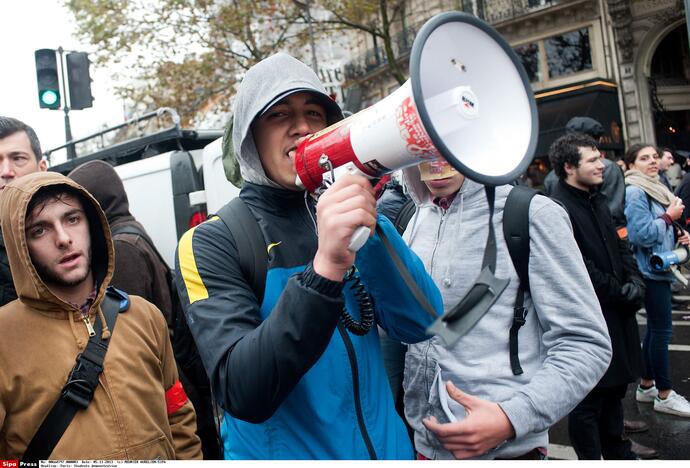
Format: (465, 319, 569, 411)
(534, 80, 624, 158)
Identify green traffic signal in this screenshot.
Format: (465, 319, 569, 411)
(35, 49, 61, 110)
(40, 89, 59, 107)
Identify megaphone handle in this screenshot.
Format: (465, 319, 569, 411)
(348, 226, 371, 252)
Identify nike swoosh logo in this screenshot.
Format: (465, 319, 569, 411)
(267, 241, 282, 254)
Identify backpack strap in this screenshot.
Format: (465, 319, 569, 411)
(393, 199, 416, 235)
(215, 198, 267, 305)
(502, 186, 540, 376)
(22, 289, 123, 462)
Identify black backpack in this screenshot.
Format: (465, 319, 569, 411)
(110, 224, 221, 459)
(393, 185, 542, 375)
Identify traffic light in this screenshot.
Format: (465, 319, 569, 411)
(66, 52, 93, 110)
(34, 49, 61, 109)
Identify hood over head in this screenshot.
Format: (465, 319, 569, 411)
(565, 117, 604, 139)
(232, 52, 343, 187)
(0, 171, 113, 311)
(68, 160, 135, 226)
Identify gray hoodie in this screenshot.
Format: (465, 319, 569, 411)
(401, 168, 612, 459)
(231, 52, 342, 187)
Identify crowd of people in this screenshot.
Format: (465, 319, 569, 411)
(1, 52, 689, 461)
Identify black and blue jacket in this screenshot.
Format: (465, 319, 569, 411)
(176, 182, 441, 459)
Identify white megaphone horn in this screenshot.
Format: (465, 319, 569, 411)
(293, 11, 539, 250)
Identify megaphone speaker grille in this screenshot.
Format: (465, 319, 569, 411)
(410, 12, 539, 185)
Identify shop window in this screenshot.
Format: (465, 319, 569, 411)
(545, 28, 592, 78)
(514, 42, 541, 83)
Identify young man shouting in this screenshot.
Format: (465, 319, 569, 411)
(175, 53, 442, 459)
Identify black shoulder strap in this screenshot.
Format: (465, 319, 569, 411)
(393, 199, 416, 235)
(503, 186, 538, 288)
(502, 185, 540, 376)
(22, 293, 121, 462)
(216, 198, 267, 304)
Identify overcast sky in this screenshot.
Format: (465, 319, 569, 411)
(1, 1, 123, 165)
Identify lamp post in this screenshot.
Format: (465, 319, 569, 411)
(686, 0, 690, 54)
(293, 0, 318, 74)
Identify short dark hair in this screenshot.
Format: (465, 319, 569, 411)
(26, 185, 85, 222)
(0, 116, 43, 162)
(659, 146, 674, 159)
(548, 132, 599, 180)
(623, 143, 656, 169)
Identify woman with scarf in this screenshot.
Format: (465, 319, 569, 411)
(624, 143, 690, 418)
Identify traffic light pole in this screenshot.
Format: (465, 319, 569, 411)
(58, 47, 76, 160)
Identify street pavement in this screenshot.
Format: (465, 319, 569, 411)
(547, 295, 690, 460)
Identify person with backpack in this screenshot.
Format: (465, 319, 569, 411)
(174, 53, 443, 460)
(0, 172, 201, 460)
(68, 160, 221, 459)
(400, 159, 612, 460)
(549, 133, 648, 459)
(623, 143, 690, 418)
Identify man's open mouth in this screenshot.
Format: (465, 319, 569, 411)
(59, 253, 80, 264)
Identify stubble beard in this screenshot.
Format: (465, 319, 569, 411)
(33, 250, 92, 289)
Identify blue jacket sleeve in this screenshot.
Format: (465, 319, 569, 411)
(354, 215, 442, 343)
(625, 186, 670, 248)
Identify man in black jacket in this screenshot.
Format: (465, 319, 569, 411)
(549, 132, 648, 460)
(0, 116, 48, 306)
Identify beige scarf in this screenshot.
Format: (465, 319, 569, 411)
(624, 169, 675, 207)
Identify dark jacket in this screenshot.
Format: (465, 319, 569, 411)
(675, 171, 690, 225)
(68, 161, 172, 318)
(377, 178, 410, 224)
(550, 179, 643, 387)
(0, 233, 16, 306)
(545, 158, 626, 228)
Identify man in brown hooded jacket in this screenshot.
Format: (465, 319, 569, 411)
(0, 171, 202, 459)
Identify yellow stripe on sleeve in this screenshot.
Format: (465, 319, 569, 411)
(178, 225, 209, 304)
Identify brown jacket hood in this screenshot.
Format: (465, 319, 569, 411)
(0, 171, 114, 312)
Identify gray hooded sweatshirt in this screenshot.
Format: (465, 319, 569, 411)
(401, 169, 612, 459)
(232, 52, 342, 187)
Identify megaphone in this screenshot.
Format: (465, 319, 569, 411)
(293, 11, 538, 249)
(650, 245, 690, 271)
(294, 11, 537, 190)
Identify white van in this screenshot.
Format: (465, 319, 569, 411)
(47, 109, 238, 267)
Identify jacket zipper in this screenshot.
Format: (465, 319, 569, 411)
(336, 322, 377, 460)
(81, 314, 96, 337)
(429, 208, 447, 276)
(306, 194, 376, 459)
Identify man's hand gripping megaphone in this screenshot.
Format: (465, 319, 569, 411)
(289, 137, 377, 281)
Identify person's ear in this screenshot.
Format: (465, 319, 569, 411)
(38, 159, 48, 172)
(564, 162, 576, 176)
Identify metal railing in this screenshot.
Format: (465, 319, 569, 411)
(45, 107, 181, 163)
